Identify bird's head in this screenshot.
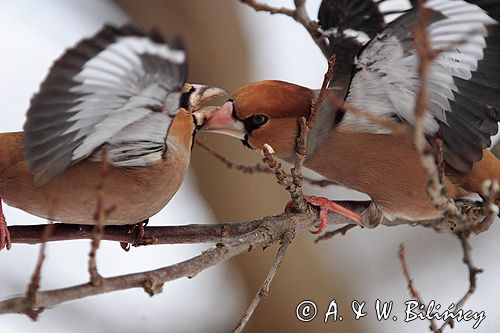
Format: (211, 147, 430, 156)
(197, 80, 314, 159)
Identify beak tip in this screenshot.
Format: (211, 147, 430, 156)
(204, 86, 227, 101)
(187, 84, 227, 112)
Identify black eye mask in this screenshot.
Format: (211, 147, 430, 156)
(242, 115, 269, 133)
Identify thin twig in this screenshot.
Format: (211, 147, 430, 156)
(88, 149, 111, 287)
(434, 138, 445, 185)
(196, 139, 273, 176)
(290, 118, 309, 212)
(24, 222, 54, 320)
(196, 139, 337, 187)
(398, 244, 440, 333)
(307, 55, 336, 128)
(412, 4, 470, 229)
(239, 0, 295, 16)
(261, 142, 308, 211)
(233, 231, 294, 333)
(439, 233, 483, 331)
(288, 55, 337, 212)
(262, 144, 294, 191)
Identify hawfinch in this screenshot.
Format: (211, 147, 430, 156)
(0, 25, 225, 250)
(200, 0, 500, 226)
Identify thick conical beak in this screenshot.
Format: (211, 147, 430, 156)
(195, 101, 246, 140)
(184, 83, 227, 111)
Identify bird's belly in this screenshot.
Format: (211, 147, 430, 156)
(305, 129, 467, 221)
(0, 157, 188, 225)
(306, 158, 442, 220)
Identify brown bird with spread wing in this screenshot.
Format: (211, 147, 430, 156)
(0, 25, 225, 250)
(199, 0, 500, 230)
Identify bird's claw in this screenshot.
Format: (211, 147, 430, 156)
(120, 219, 149, 251)
(285, 195, 362, 234)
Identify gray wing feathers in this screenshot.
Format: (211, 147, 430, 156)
(23, 25, 186, 185)
(348, 0, 500, 173)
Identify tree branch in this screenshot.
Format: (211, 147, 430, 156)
(7, 197, 490, 247)
(2, 198, 489, 318)
(9, 221, 264, 245)
(0, 211, 312, 316)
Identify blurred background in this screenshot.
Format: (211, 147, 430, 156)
(1, 0, 499, 332)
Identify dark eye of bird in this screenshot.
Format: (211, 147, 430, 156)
(242, 114, 269, 134)
(251, 115, 268, 126)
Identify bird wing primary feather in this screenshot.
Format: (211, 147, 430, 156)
(23, 25, 187, 185)
(312, 0, 413, 150)
(318, 0, 386, 42)
(344, 0, 500, 173)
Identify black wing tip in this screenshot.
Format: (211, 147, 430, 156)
(444, 147, 476, 174)
(318, 0, 385, 38)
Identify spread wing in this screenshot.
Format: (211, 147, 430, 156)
(344, 0, 500, 173)
(23, 25, 187, 185)
(310, 0, 415, 150)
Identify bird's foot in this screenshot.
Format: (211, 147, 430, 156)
(0, 200, 12, 251)
(120, 219, 149, 251)
(286, 196, 361, 234)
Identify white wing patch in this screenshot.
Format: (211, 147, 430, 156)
(345, 0, 497, 134)
(325, 27, 372, 44)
